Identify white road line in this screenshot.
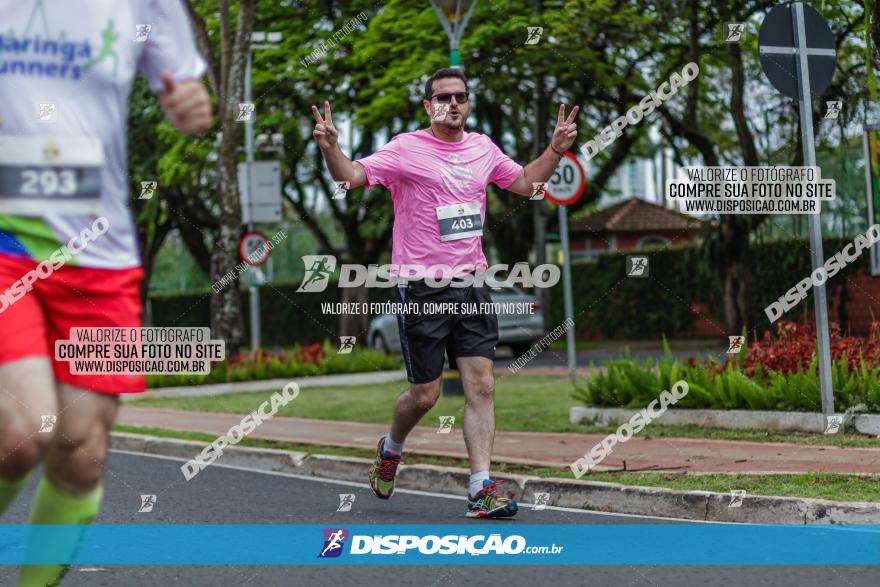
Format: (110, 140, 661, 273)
(110, 449, 745, 524)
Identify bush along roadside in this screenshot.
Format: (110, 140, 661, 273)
(573, 321, 880, 412)
(146, 342, 402, 388)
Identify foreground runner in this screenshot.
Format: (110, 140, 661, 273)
(0, 1, 210, 584)
(312, 67, 578, 518)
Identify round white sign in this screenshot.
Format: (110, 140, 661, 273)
(239, 231, 271, 266)
(545, 153, 586, 205)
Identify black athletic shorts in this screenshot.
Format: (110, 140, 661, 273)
(393, 276, 499, 384)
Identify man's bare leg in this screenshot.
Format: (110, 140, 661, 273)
(17, 384, 119, 587)
(457, 356, 495, 475)
(389, 377, 442, 448)
(0, 357, 57, 514)
(457, 355, 515, 517)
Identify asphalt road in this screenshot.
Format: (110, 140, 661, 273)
(0, 452, 875, 586)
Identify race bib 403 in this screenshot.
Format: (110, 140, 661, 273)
(436, 201, 483, 242)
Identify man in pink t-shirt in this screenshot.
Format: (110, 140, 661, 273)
(312, 67, 578, 519)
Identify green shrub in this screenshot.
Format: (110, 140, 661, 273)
(573, 341, 880, 412)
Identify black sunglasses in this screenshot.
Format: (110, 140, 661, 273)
(429, 92, 469, 104)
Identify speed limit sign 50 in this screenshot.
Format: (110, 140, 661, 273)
(544, 152, 586, 205)
(239, 231, 272, 266)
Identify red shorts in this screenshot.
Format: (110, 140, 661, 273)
(0, 253, 146, 394)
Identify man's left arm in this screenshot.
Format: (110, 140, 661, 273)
(505, 104, 579, 196)
(140, 0, 212, 135)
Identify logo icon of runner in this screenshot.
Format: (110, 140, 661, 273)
(38, 103, 57, 122)
(134, 24, 151, 42)
(724, 22, 745, 43)
(824, 100, 842, 120)
(138, 494, 157, 513)
(298, 256, 336, 292)
(319, 529, 348, 557)
(728, 490, 746, 508)
(236, 102, 255, 122)
(824, 415, 844, 435)
(626, 256, 649, 278)
(437, 416, 455, 433)
(727, 336, 745, 354)
(333, 181, 350, 199)
(530, 182, 547, 201)
(336, 494, 355, 512)
(38, 415, 57, 433)
(337, 336, 356, 354)
(533, 492, 550, 510)
(139, 181, 157, 200)
(525, 26, 543, 45)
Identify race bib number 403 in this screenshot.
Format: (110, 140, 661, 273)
(436, 201, 483, 242)
(0, 136, 103, 215)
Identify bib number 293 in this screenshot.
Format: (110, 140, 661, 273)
(20, 169, 78, 197)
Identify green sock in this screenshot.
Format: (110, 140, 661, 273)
(0, 474, 30, 517)
(17, 478, 103, 587)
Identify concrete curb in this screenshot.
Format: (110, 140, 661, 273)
(110, 432, 880, 524)
(571, 406, 880, 435)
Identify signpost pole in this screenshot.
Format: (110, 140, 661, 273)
(759, 2, 837, 417)
(791, 2, 834, 417)
(545, 152, 585, 383)
(244, 48, 261, 353)
(558, 204, 577, 382)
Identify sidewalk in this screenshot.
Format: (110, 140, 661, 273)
(117, 406, 880, 475)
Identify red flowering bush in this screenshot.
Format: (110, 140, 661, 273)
(577, 323, 880, 411)
(292, 343, 326, 366)
(739, 321, 880, 378)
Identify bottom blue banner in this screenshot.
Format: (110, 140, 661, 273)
(0, 524, 878, 565)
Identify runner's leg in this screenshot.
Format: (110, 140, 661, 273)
(457, 356, 495, 475)
(388, 378, 442, 448)
(17, 384, 118, 587)
(0, 358, 57, 516)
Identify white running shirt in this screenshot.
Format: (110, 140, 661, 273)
(0, 0, 206, 268)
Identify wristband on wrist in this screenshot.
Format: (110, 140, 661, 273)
(550, 145, 565, 157)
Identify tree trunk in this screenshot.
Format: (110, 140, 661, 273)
(210, 0, 255, 356)
(340, 284, 370, 338)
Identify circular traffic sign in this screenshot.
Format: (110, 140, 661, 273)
(758, 2, 836, 101)
(544, 152, 586, 205)
(239, 231, 271, 266)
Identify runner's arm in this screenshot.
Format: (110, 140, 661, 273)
(506, 104, 580, 197)
(505, 147, 563, 196)
(312, 101, 368, 189)
(322, 145, 369, 189)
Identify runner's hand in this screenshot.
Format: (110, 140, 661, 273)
(159, 73, 212, 134)
(550, 104, 579, 154)
(312, 101, 339, 151)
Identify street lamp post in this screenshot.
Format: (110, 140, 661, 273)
(429, 0, 479, 69)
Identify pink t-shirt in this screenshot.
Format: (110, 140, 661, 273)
(356, 130, 523, 279)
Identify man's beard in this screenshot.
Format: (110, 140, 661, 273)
(439, 114, 464, 130)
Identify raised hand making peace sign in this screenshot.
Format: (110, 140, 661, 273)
(549, 104, 580, 155)
(311, 100, 339, 152)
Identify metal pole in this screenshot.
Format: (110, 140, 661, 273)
(244, 49, 261, 352)
(558, 204, 577, 382)
(792, 2, 834, 416)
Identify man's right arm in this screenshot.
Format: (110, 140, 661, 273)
(312, 101, 367, 189)
(321, 143, 368, 189)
